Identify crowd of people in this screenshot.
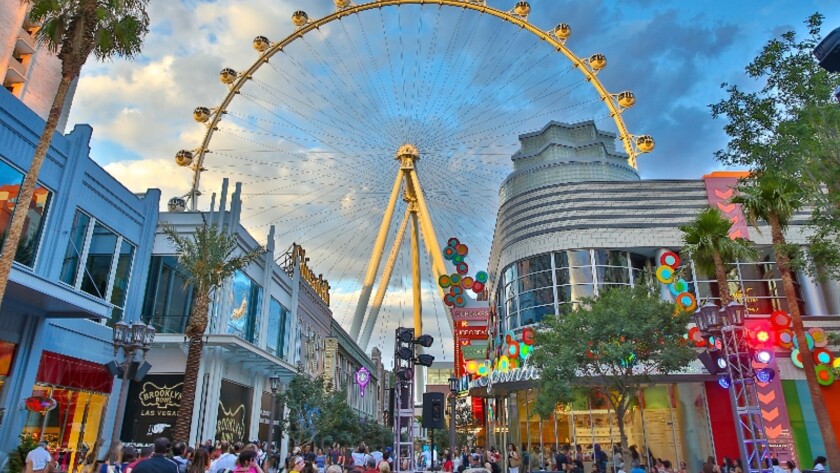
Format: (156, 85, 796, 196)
(23, 438, 831, 473)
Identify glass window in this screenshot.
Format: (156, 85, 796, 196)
(519, 288, 555, 309)
(517, 271, 553, 293)
(79, 223, 117, 299)
(566, 250, 591, 268)
(141, 256, 194, 334)
(520, 304, 555, 326)
(228, 271, 262, 343)
(267, 298, 289, 358)
(108, 240, 135, 323)
(0, 159, 52, 268)
(597, 265, 630, 285)
(569, 266, 593, 285)
(60, 211, 90, 285)
(516, 254, 552, 275)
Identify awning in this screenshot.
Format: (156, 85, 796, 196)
(7, 266, 111, 319)
(153, 334, 299, 379)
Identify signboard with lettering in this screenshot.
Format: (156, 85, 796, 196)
(216, 380, 252, 442)
(121, 374, 184, 443)
(451, 307, 489, 378)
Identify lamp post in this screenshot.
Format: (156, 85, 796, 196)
(269, 375, 281, 448)
(448, 376, 458, 451)
(109, 321, 155, 451)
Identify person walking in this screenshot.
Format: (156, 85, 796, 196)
(315, 450, 326, 473)
(233, 451, 261, 473)
(507, 445, 520, 473)
(25, 441, 54, 473)
(190, 449, 211, 473)
(132, 439, 179, 473)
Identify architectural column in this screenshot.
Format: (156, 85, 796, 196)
(820, 277, 840, 315)
(796, 268, 828, 315)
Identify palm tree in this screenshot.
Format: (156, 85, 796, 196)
(163, 221, 264, 441)
(0, 0, 150, 309)
(733, 172, 840, 465)
(679, 207, 757, 304)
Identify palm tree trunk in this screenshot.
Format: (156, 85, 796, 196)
(712, 250, 731, 304)
(769, 213, 840, 465)
(174, 292, 210, 442)
(0, 70, 77, 310)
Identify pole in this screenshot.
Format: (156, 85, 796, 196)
(449, 395, 456, 453)
(269, 392, 277, 448)
(410, 210, 422, 337)
(431, 429, 435, 472)
(110, 353, 133, 452)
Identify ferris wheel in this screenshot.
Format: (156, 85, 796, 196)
(173, 0, 655, 357)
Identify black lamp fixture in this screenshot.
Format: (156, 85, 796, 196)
(415, 334, 434, 348)
(448, 376, 458, 394)
(269, 375, 282, 394)
(416, 354, 435, 367)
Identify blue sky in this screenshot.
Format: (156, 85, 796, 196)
(65, 0, 840, 360)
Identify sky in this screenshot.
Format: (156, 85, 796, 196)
(66, 0, 838, 364)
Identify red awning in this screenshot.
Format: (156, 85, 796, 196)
(36, 351, 113, 394)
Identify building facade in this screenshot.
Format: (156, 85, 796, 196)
(477, 121, 840, 469)
(0, 87, 160, 471)
(328, 320, 387, 423)
(1, 2, 76, 132)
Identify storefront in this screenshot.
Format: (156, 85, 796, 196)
(121, 374, 184, 444)
(22, 352, 114, 473)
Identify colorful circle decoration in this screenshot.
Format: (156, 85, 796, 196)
(669, 279, 689, 296)
(676, 293, 697, 312)
(466, 360, 479, 374)
(520, 342, 531, 358)
(659, 251, 680, 268)
(453, 254, 464, 263)
(834, 357, 840, 369)
(498, 355, 510, 372)
(791, 348, 804, 369)
(505, 330, 516, 345)
(522, 327, 535, 345)
(656, 266, 675, 284)
(476, 271, 488, 283)
(451, 285, 464, 296)
(776, 329, 794, 349)
(462, 276, 474, 289)
(456, 262, 469, 275)
(813, 348, 834, 366)
(816, 365, 835, 386)
(454, 295, 466, 307)
(477, 362, 489, 376)
(688, 326, 705, 346)
(450, 274, 462, 286)
(810, 327, 828, 348)
(447, 238, 460, 247)
(472, 282, 485, 294)
(792, 332, 815, 351)
(508, 343, 520, 358)
(438, 236, 489, 309)
(439, 275, 451, 288)
(770, 310, 792, 329)
(443, 246, 456, 260)
(456, 244, 469, 256)
(444, 294, 455, 306)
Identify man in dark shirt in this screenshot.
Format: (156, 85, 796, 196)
(132, 438, 178, 473)
(555, 446, 571, 473)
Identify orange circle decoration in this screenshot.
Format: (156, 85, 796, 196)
(465, 360, 478, 374)
(813, 348, 834, 366)
(810, 328, 828, 348)
(676, 293, 697, 312)
(505, 330, 516, 345)
(816, 366, 834, 386)
(439, 274, 451, 288)
(455, 244, 469, 256)
(776, 329, 794, 349)
(770, 310, 791, 328)
(462, 277, 474, 289)
(791, 348, 804, 369)
(656, 265, 675, 284)
(659, 251, 680, 268)
(522, 327, 535, 345)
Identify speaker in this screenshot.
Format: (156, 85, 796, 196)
(105, 360, 120, 377)
(814, 26, 840, 73)
(134, 361, 152, 381)
(421, 392, 445, 429)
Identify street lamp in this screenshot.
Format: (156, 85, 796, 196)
(109, 321, 155, 453)
(269, 375, 281, 449)
(447, 376, 458, 451)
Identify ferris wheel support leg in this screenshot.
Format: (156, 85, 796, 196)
(360, 207, 412, 350)
(410, 208, 423, 338)
(350, 170, 404, 340)
(407, 170, 453, 331)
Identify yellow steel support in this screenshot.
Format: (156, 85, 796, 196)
(410, 209, 422, 337)
(349, 169, 404, 339)
(359, 206, 412, 349)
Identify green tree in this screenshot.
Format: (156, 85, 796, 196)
(679, 207, 757, 304)
(7, 433, 38, 473)
(316, 388, 362, 448)
(733, 172, 840, 464)
(163, 221, 264, 441)
(0, 0, 151, 310)
(709, 13, 840, 278)
(531, 287, 696, 462)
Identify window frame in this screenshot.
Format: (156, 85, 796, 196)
(0, 157, 54, 270)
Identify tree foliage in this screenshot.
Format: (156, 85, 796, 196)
(531, 287, 696, 457)
(709, 13, 840, 277)
(679, 207, 757, 304)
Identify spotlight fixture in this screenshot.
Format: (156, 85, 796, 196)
(415, 334, 434, 348)
(398, 328, 414, 344)
(398, 347, 414, 361)
(397, 367, 414, 381)
(718, 376, 731, 389)
(755, 350, 772, 364)
(755, 368, 776, 384)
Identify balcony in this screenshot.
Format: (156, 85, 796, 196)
(4, 57, 27, 86)
(16, 28, 36, 55)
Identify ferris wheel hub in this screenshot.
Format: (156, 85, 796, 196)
(396, 143, 420, 161)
